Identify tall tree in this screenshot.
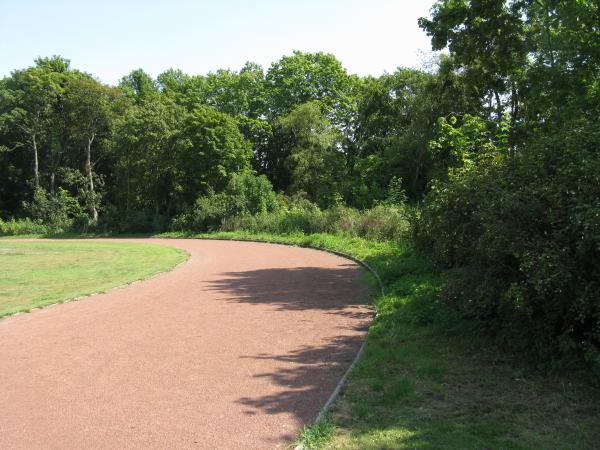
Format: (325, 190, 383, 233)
(119, 69, 159, 105)
(64, 77, 122, 221)
(179, 105, 253, 202)
(418, 0, 528, 123)
(265, 51, 355, 124)
(276, 101, 342, 206)
(110, 97, 184, 219)
(0, 57, 67, 190)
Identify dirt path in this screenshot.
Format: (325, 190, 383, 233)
(0, 239, 371, 449)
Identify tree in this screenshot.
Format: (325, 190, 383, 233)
(265, 51, 355, 124)
(119, 69, 159, 105)
(418, 0, 527, 122)
(416, 0, 600, 367)
(350, 62, 478, 204)
(64, 77, 122, 221)
(110, 97, 185, 220)
(202, 62, 267, 118)
(0, 57, 67, 190)
(276, 102, 343, 206)
(179, 105, 253, 202)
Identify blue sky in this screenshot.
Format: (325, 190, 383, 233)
(0, 0, 436, 85)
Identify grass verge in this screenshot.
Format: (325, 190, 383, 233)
(159, 230, 600, 449)
(0, 239, 187, 318)
(295, 418, 336, 450)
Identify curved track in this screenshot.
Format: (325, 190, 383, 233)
(0, 239, 371, 449)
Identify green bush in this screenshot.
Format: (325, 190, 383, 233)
(220, 200, 410, 242)
(0, 217, 52, 236)
(172, 173, 279, 231)
(115, 209, 169, 233)
(172, 194, 229, 231)
(18, 188, 88, 233)
(358, 204, 410, 241)
(416, 116, 600, 370)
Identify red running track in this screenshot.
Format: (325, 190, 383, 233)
(0, 239, 371, 449)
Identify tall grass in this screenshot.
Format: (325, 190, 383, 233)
(219, 204, 411, 242)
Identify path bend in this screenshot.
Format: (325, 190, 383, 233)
(0, 239, 371, 449)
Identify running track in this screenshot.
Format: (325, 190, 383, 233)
(0, 239, 371, 449)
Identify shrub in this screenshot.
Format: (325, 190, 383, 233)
(358, 204, 410, 241)
(416, 115, 600, 369)
(20, 188, 87, 233)
(221, 200, 411, 242)
(0, 217, 52, 236)
(123, 210, 169, 233)
(172, 173, 279, 232)
(172, 194, 229, 231)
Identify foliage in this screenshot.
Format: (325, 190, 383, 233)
(219, 201, 410, 242)
(275, 101, 343, 206)
(413, 0, 600, 370)
(21, 188, 87, 232)
(171, 173, 279, 231)
(265, 51, 355, 122)
(0, 217, 52, 236)
(179, 105, 253, 195)
(417, 113, 600, 369)
(110, 97, 185, 221)
(0, 50, 474, 222)
(349, 62, 480, 205)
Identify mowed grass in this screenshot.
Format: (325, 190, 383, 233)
(0, 240, 187, 318)
(160, 231, 600, 449)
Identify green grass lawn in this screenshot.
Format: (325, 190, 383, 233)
(160, 231, 600, 449)
(0, 240, 187, 318)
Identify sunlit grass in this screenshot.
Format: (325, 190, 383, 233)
(295, 419, 336, 449)
(0, 240, 187, 318)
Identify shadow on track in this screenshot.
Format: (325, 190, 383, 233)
(208, 265, 371, 424)
(208, 265, 371, 319)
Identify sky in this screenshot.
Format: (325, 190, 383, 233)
(0, 0, 437, 85)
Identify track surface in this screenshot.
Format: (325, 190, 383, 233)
(0, 239, 371, 449)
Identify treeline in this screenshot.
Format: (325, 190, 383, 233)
(1, 0, 599, 370)
(0, 51, 472, 232)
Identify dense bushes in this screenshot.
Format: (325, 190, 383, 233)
(416, 116, 600, 370)
(0, 188, 89, 236)
(171, 172, 411, 240)
(171, 173, 279, 231)
(220, 202, 410, 241)
(23, 188, 88, 231)
(0, 218, 52, 236)
(0, 173, 411, 242)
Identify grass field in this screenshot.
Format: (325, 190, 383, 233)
(160, 231, 600, 449)
(0, 240, 187, 318)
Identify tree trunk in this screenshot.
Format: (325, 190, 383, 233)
(50, 172, 55, 195)
(32, 134, 40, 190)
(86, 134, 98, 221)
(494, 90, 503, 121)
